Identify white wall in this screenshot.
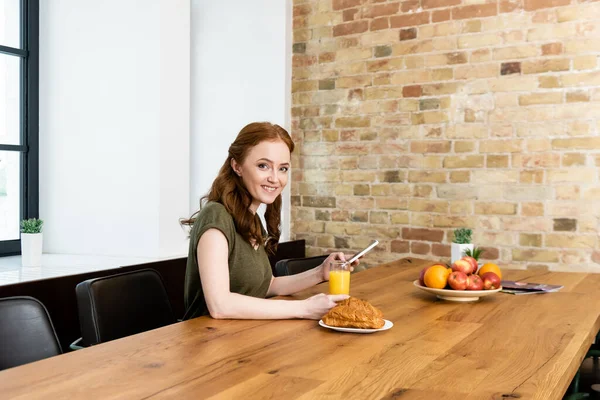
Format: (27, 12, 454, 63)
(190, 0, 292, 240)
(37, 0, 291, 258)
(39, 0, 190, 258)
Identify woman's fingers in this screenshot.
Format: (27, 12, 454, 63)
(328, 294, 350, 302)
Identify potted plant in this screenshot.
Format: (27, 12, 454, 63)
(21, 218, 43, 267)
(451, 227, 473, 264)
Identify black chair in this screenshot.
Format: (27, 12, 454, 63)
(0, 296, 62, 370)
(74, 269, 176, 347)
(275, 255, 328, 277)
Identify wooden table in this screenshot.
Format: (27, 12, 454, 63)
(2, 257, 600, 399)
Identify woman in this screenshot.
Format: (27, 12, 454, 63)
(182, 122, 355, 320)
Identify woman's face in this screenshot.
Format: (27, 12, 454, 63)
(231, 139, 291, 213)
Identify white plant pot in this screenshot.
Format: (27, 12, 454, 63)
(21, 233, 43, 267)
(451, 243, 473, 264)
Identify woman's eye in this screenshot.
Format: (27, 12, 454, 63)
(280, 166, 289, 172)
(258, 163, 269, 170)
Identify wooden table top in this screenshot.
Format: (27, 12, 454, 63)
(2, 257, 600, 400)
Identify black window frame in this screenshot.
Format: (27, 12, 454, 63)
(0, 0, 39, 256)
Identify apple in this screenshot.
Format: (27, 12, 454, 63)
(462, 256, 478, 274)
(466, 274, 483, 290)
(452, 258, 475, 275)
(481, 272, 501, 290)
(418, 267, 429, 286)
(448, 271, 468, 290)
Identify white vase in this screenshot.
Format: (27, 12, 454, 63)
(451, 243, 473, 264)
(21, 233, 43, 267)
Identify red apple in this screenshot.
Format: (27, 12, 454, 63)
(448, 271, 468, 290)
(481, 272, 501, 290)
(418, 267, 429, 286)
(452, 258, 475, 275)
(462, 256, 478, 274)
(466, 274, 483, 290)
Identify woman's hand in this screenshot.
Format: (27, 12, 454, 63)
(302, 293, 349, 320)
(320, 252, 359, 281)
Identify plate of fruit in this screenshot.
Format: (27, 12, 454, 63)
(413, 256, 503, 302)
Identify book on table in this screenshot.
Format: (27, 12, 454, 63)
(500, 280, 563, 295)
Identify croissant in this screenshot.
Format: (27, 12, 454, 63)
(322, 297, 385, 329)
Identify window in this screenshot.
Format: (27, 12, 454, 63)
(0, 0, 38, 256)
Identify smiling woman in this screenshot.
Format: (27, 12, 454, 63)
(180, 122, 356, 321)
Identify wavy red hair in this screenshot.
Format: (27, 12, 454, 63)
(182, 122, 294, 255)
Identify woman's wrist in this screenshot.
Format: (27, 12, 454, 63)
(315, 264, 326, 283)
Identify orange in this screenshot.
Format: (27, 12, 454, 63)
(424, 265, 451, 289)
(478, 263, 502, 280)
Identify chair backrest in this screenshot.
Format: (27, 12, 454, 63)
(76, 269, 176, 346)
(0, 296, 62, 371)
(275, 255, 328, 277)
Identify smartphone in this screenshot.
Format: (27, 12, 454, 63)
(347, 240, 379, 264)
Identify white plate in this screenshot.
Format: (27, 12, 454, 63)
(413, 280, 502, 302)
(318, 319, 393, 334)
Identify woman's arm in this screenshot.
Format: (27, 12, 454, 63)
(267, 252, 356, 297)
(198, 228, 346, 320)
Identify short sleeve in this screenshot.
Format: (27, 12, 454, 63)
(190, 202, 236, 255)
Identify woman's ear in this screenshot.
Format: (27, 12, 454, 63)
(230, 158, 242, 177)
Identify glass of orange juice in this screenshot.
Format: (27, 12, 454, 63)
(329, 260, 350, 295)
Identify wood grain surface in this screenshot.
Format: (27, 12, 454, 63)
(1, 257, 599, 400)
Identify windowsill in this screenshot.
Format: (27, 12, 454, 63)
(0, 253, 187, 286)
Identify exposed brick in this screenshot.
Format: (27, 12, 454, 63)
(520, 233, 543, 247)
(566, 91, 589, 103)
(400, 28, 417, 41)
(363, 3, 399, 18)
(332, 0, 362, 11)
(411, 242, 431, 255)
(501, 62, 521, 75)
(432, 243, 451, 257)
(403, 85, 422, 97)
(370, 17, 390, 31)
(391, 240, 410, 253)
(401, 0, 420, 12)
(333, 21, 369, 37)
(293, 4, 311, 16)
(524, 0, 570, 11)
(402, 227, 445, 242)
(292, 43, 306, 54)
(513, 249, 560, 262)
(343, 8, 360, 22)
(302, 196, 336, 208)
(500, 0, 523, 13)
(390, 12, 430, 28)
(432, 9, 451, 22)
(480, 247, 500, 260)
(422, 0, 460, 9)
(541, 42, 562, 55)
(452, 4, 498, 20)
(374, 45, 392, 58)
(319, 79, 335, 90)
(522, 59, 570, 74)
(334, 236, 350, 249)
(554, 218, 577, 232)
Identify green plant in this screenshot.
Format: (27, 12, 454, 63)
(453, 228, 472, 244)
(20, 218, 44, 234)
(464, 247, 484, 261)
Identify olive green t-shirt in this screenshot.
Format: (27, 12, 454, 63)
(183, 202, 273, 320)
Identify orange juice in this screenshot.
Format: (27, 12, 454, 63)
(329, 270, 350, 295)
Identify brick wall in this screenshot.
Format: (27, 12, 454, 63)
(290, 0, 600, 271)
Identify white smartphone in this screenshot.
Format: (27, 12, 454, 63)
(347, 240, 379, 264)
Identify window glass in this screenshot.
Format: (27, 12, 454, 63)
(0, 0, 21, 49)
(0, 54, 21, 145)
(0, 150, 20, 241)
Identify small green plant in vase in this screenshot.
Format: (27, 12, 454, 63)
(451, 228, 474, 264)
(20, 218, 44, 267)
